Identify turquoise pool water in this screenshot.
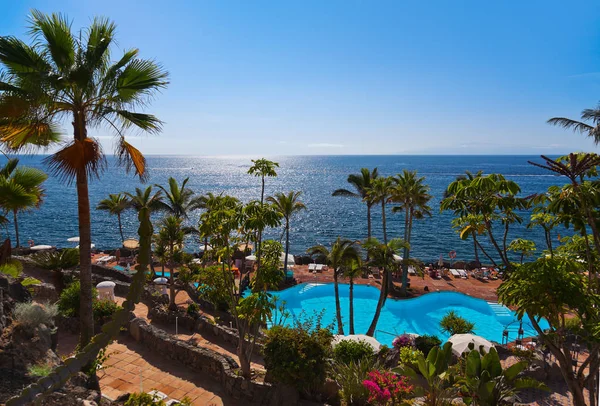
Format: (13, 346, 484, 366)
(267, 283, 547, 347)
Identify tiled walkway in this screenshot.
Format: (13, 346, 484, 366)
(99, 336, 241, 405)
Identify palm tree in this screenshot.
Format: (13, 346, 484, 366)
(548, 105, 600, 144)
(266, 191, 306, 273)
(0, 11, 168, 347)
(157, 177, 201, 219)
(126, 186, 166, 275)
(367, 176, 394, 244)
(343, 258, 363, 334)
(364, 238, 407, 336)
(307, 238, 360, 334)
(247, 158, 279, 205)
(332, 168, 379, 240)
(96, 193, 130, 243)
(391, 170, 432, 296)
(0, 158, 47, 247)
(196, 192, 222, 261)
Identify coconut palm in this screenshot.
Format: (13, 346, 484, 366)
(157, 177, 201, 219)
(332, 168, 379, 240)
(248, 158, 279, 205)
(0, 11, 168, 346)
(96, 193, 130, 243)
(391, 170, 432, 296)
(364, 237, 407, 336)
(367, 176, 394, 244)
(267, 191, 306, 273)
(0, 158, 47, 247)
(307, 238, 360, 334)
(343, 258, 363, 334)
(548, 105, 600, 145)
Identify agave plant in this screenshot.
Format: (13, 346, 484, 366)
(31, 248, 79, 293)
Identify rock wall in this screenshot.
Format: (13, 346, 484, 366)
(128, 318, 293, 405)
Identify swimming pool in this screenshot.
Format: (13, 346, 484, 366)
(267, 283, 547, 347)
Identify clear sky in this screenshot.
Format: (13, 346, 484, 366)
(3, 0, 600, 155)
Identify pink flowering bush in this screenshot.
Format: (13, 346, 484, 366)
(362, 370, 413, 405)
(392, 334, 414, 349)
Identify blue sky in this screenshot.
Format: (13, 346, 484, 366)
(3, 0, 600, 155)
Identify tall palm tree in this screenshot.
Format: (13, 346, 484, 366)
(196, 192, 222, 261)
(363, 238, 407, 337)
(126, 186, 166, 275)
(157, 177, 201, 219)
(332, 168, 379, 240)
(0, 11, 168, 347)
(307, 238, 360, 334)
(266, 191, 306, 273)
(247, 158, 279, 205)
(391, 170, 432, 296)
(343, 258, 363, 334)
(96, 193, 130, 243)
(0, 158, 47, 247)
(367, 176, 394, 244)
(548, 105, 600, 144)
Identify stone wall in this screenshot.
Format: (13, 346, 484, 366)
(128, 318, 295, 405)
(91, 264, 133, 283)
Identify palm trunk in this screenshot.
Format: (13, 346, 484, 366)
(381, 200, 387, 244)
(284, 219, 290, 272)
(366, 266, 387, 336)
(333, 269, 344, 335)
(349, 277, 354, 335)
(472, 234, 480, 263)
(400, 206, 410, 295)
(117, 213, 124, 243)
(168, 245, 176, 310)
(76, 169, 94, 348)
(367, 204, 372, 240)
(12, 210, 19, 248)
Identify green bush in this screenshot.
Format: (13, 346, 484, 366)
(332, 357, 378, 406)
(263, 324, 333, 393)
(196, 265, 230, 311)
(440, 310, 475, 335)
(398, 346, 423, 369)
(14, 302, 58, 329)
(415, 334, 442, 355)
(58, 281, 121, 323)
(333, 339, 375, 365)
(124, 392, 166, 406)
(186, 302, 200, 315)
(93, 300, 122, 323)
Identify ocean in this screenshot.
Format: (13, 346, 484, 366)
(5, 155, 564, 263)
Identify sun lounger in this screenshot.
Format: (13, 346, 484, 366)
(315, 264, 324, 272)
(458, 269, 468, 279)
(450, 269, 461, 278)
(408, 266, 416, 276)
(308, 263, 317, 272)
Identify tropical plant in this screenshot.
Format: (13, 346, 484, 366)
(507, 238, 536, 264)
(363, 238, 407, 336)
(96, 193, 130, 242)
(307, 237, 360, 334)
(391, 170, 432, 295)
(247, 158, 279, 205)
(267, 191, 306, 273)
(440, 310, 475, 335)
(394, 342, 456, 406)
(195, 264, 230, 310)
(455, 347, 547, 405)
(332, 357, 378, 406)
(451, 214, 490, 264)
(156, 177, 201, 219)
(0, 11, 168, 347)
(362, 369, 413, 405)
(31, 247, 79, 292)
(332, 168, 379, 240)
(333, 339, 374, 365)
(343, 258, 363, 335)
(393, 333, 415, 349)
(548, 105, 600, 145)
(251, 239, 284, 291)
(415, 334, 442, 355)
(398, 346, 423, 369)
(367, 176, 394, 244)
(124, 392, 167, 406)
(0, 158, 47, 247)
(14, 302, 58, 329)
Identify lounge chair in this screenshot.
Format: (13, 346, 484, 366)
(449, 269, 461, 278)
(408, 266, 416, 276)
(315, 264, 324, 272)
(308, 263, 317, 272)
(458, 269, 468, 279)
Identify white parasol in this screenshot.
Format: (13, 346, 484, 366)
(67, 237, 80, 243)
(245, 255, 257, 261)
(448, 333, 495, 356)
(279, 252, 295, 264)
(393, 254, 403, 263)
(30, 245, 53, 251)
(123, 239, 139, 249)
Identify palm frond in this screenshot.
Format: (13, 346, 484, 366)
(116, 137, 147, 182)
(116, 59, 169, 102)
(28, 10, 75, 73)
(547, 117, 593, 134)
(45, 138, 106, 183)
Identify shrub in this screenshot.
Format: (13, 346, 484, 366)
(398, 347, 423, 369)
(14, 302, 58, 329)
(58, 281, 96, 317)
(196, 265, 230, 310)
(415, 334, 442, 355)
(28, 363, 53, 378)
(93, 300, 122, 323)
(263, 324, 333, 393)
(332, 357, 378, 406)
(362, 370, 413, 405)
(186, 302, 200, 315)
(124, 392, 166, 406)
(392, 334, 414, 349)
(440, 310, 475, 335)
(334, 339, 375, 365)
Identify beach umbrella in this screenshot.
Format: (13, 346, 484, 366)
(67, 236, 79, 243)
(238, 243, 253, 251)
(153, 277, 168, 284)
(393, 254, 403, 263)
(123, 238, 139, 250)
(279, 252, 295, 264)
(448, 333, 494, 356)
(333, 334, 381, 351)
(30, 245, 53, 251)
(76, 244, 95, 249)
(245, 255, 257, 261)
